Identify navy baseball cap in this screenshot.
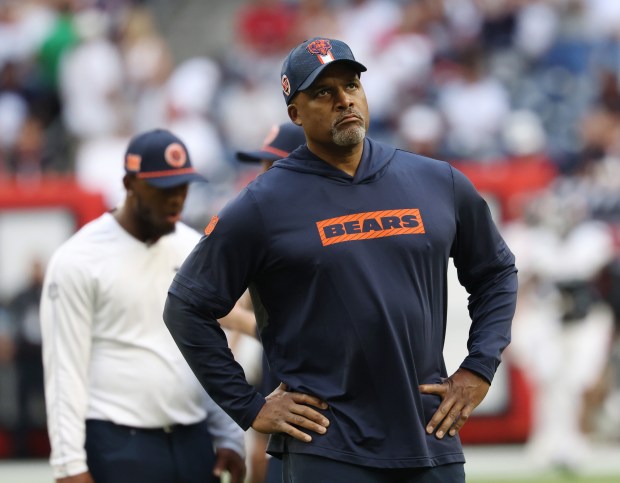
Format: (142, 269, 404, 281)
(235, 123, 306, 162)
(124, 129, 206, 188)
(281, 37, 367, 105)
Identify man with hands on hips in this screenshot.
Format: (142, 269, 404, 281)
(164, 38, 517, 483)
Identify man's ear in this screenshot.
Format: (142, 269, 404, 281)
(288, 104, 301, 126)
(122, 174, 134, 192)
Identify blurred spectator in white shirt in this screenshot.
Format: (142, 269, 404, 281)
(336, 0, 401, 64)
(438, 43, 511, 160)
(395, 104, 444, 159)
(59, 7, 126, 140)
(120, 4, 174, 134)
(360, 0, 437, 128)
(505, 192, 616, 473)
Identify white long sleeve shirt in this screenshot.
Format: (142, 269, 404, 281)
(40, 212, 244, 479)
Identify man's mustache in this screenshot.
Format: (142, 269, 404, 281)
(333, 109, 364, 127)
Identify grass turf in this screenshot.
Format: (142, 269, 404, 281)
(468, 475, 620, 483)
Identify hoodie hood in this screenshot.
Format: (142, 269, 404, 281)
(273, 137, 396, 184)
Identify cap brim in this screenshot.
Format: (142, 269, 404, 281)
(142, 172, 207, 188)
(298, 59, 367, 92)
(235, 150, 281, 163)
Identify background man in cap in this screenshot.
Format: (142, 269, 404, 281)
(40, 129, 247, 483)
(236, 122, 306, 172)
(164, 37, 517, 483)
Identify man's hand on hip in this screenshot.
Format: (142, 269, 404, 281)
(419, 367, 490, 439)
(252, 383, 330, 443)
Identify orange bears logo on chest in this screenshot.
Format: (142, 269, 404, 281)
(316, 209, 425, 246)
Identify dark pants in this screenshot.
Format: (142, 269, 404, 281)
(265, 456, 284, 483)
(282, 453, 465, 483)
(85, 419, 217, 483)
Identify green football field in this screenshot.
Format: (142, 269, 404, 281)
(462, 442, 620, 483)
(0, 460, 619, 482)
(469, 475, 620, 483)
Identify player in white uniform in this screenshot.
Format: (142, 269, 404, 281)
(40, 129, 247, 483)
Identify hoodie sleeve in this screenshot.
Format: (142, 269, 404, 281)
(449, 166, 518, 384)
(164, 188, 267, 430)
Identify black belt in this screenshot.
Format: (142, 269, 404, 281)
(87, 419, 201, 434)
(128, 423, 181, 434)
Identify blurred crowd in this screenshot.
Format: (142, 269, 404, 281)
(1, 0, 620, 474)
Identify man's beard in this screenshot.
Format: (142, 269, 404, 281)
(331, 111, 366, 146)
(135, 197, 176, 242)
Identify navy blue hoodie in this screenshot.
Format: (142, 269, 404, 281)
(164, 137, 518, 469)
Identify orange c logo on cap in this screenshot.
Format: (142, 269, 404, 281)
(165, 143, 187, 168)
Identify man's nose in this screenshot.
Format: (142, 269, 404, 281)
(334, 88, 354, 109)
